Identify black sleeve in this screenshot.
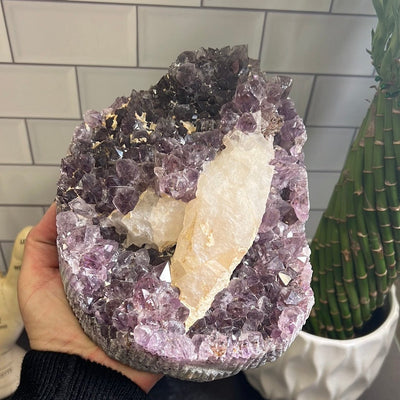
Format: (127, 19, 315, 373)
(11, 351, 148, 400)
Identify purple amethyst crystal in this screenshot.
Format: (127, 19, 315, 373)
(56, 45, 313, 381)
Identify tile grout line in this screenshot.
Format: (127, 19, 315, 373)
(328, 0, 334, 13)
(351, 127, 359, 143)
(136, 5, 139, 67)
(1, 0, 14, 63)
(0, 63, 375, 79)
(0, 204, 52, 208)
(0, 162, 60, 167)
(0, 116, 369, 130)
(303, 74, 318, 125)
(0, 166, 342, 172)
(23, 118, 36, 165)
(74, 66, 83, 118)
(0, 60, 166, 70)
(19, 0, 377, 17)
(0, 115, 368, 130)
(307, 169, 344, 173)
(19, 0, 200, 10)
(304, 124, 367, 129)
(0, 116, 81, 122)
(257, 11, 267, 62)
(0, 243, 7, 273)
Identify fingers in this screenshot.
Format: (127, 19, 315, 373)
(30, 203, 57, 245)
(5, 226, 33, 287)
(23, 203, 59, 272)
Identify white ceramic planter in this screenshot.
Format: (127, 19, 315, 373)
(245, 286, 399, 400)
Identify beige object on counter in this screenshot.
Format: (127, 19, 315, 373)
(0, 226, 32, 400)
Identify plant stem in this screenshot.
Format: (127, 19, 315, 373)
(305, 0, 400, 338)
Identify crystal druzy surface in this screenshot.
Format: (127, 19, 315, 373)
(56, 46, 314, 381)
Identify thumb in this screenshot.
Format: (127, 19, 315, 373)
(5, 226, 33, 288)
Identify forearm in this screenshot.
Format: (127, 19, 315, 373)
(11, 351, 148, 400)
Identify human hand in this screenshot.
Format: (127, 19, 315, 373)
(18, 203, 162, 393)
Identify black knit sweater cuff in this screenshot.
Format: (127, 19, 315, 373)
(12, 350, 147, 400)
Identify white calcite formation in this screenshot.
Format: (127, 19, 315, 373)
(121, 188, 186, 252)
(171, 129, 275, 328)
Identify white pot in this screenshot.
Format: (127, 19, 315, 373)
(245, 286, 399, 400)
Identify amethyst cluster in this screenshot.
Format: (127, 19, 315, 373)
(56, 46, 313, 381)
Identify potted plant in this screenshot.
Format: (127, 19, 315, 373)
(245, 0, 400, 399)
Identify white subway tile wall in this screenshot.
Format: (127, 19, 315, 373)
(137, 7, 264, 67)
(303, 127, 356, 171)
(0, 165, 60, 205)
(0, 206, 43, 241)
(331, 0, 376, 14)
(261, 13, 375, 75)
(308, 171, 341, 210)
(307, 76, 376, 126)
(66, 0, 201, 5)
(0, 64, 80, 118)
(77, 67, 166, 112)
(4, 1, 137, 66)
(0, 0, 377, 267)
(0, 119, 31, 164)
(0, 4, 11, 62)
(27, 119, 81, 164)
(306, 210, 324, 242)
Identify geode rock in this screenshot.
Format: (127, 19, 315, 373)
(56, 45, 313, 381)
